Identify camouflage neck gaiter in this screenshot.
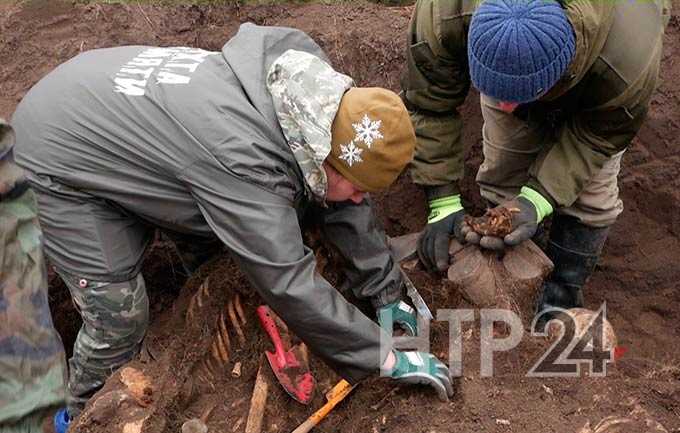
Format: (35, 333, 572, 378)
(266, 49, 354, 201)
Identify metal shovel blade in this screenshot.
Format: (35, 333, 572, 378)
(257, 305, 315, 405)
(388, 231, 422, 262)
(264, 344, 315, 405)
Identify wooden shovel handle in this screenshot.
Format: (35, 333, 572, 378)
(291, 380, 354, 433)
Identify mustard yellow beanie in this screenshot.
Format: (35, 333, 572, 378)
(327, 88, 415, 193)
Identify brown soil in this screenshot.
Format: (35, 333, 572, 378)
(1, 1, 679, 432)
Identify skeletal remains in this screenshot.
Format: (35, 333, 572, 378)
(186, 277, 248, 382)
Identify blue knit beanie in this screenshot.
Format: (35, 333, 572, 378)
(468, 0, 576, 104)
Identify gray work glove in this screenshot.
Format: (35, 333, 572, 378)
(418, 195, 466, 272)
(384, 350, 453, 402)
(463, 186, 553, 251)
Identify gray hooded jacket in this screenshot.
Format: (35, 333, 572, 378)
(12, 24, 402, 382)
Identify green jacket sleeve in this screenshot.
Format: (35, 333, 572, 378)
(401, 0, 474, 188)
(184, 159, 392, 384)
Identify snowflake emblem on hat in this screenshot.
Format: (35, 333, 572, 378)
(339, 140, 363, 167)
(353, 114, 383, 148)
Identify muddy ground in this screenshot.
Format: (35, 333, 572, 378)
(1, 1, 679, 432)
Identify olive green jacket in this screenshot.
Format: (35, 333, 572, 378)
(403, 0, 670, 206)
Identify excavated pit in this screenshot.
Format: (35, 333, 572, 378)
(1, 1, 680, 432)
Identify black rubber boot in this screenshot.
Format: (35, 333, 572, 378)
(535, 215, 610, 326)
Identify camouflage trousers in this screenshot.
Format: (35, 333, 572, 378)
(56, 236, 218, 417)
(0, 162, 67, 431)
(56, 272, 149, 418)
(56, 236, 219, 417)
(27, 174, 221, 417)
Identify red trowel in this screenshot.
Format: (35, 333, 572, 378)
(256, 305, 316, 404)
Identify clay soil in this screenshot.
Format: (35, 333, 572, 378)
(1, 1, 680, 432)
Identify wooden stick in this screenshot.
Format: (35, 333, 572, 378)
(245, 359, 269, 433)
(370, 385, 400, 411)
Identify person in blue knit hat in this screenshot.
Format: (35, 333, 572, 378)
(467, 0, 575, 106)
(402, 0, 669, 321)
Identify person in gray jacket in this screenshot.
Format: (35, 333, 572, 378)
(12, 24, 453, 425)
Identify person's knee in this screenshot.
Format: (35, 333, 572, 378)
(562, 195, 623, 228)
(59, 271, 150, 347)
(104, 275, 149, 343)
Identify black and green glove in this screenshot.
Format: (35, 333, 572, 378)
(464, 186, 553, 250)
(385, 350, 453, 402)
(378, 300, 418, 336)
(418, 194, 465, 272)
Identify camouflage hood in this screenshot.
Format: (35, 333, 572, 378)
(0, 119, 13, 161)
(266, 50, 354, 201)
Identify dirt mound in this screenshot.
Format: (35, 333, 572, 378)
(1, 1, 679, 432)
